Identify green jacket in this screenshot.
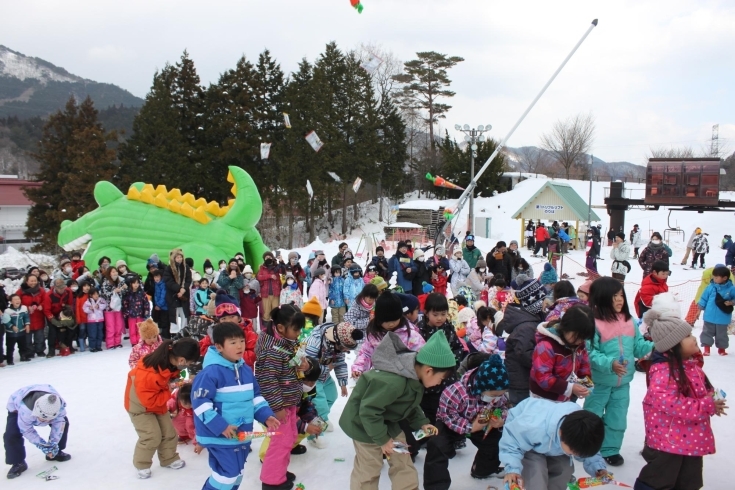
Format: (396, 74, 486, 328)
(463, 246, 483, 269)
(339, 332, 429, 446)
(586, 314, 653, 387)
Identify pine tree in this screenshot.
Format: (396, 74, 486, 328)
(25, 96, 116, 251)
(439, 130, 505, 199)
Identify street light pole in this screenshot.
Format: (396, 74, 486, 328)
(587, 153, 593, 231)
(455, 124, 492, 234)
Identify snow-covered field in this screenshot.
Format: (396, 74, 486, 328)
(2, 175, 735, 488)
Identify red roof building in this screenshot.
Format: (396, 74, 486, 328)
(0, 177, 43, 251)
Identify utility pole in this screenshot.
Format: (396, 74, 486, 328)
(455, 124, 492, 233)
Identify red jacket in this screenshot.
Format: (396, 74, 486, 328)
(238, 289, 262, 319)
(17, 286, 52, 331)
(634, 274, 669, 317)
(71, 259, 86, 280)
(75, 294, 88, 324)
(530, 323, 591, 401)
(535, 226, 550, 242)
(431, 274, 448, 296)
(257, 265, 283, 298)
(198, 319, 257, 369)
(49, 288, 74, 317)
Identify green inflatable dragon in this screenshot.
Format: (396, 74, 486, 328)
(58, 166, 270, 274)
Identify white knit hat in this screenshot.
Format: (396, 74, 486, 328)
(457, 307, 476, 325)
(33, 394, 61, 421)
(650, 292, 680, 319)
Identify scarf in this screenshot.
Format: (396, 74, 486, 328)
(23, 284, 40, 295)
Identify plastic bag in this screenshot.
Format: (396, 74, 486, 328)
(110, 292, 122, 311)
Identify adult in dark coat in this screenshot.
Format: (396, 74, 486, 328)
(162, 248, 192, 325)
(486, 241, 511, 281)
(370, 246, 391, 280)
(411, 249, 432, 296)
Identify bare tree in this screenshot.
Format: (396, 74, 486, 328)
(647, 146, 695, 159)
(355, 43, 402, 107)
(516, 146, 552, 174)
(540, 113, 596, 179)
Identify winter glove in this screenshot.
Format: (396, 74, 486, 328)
(35, 441, 54, 456)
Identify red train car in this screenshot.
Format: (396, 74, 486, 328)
(645, 158, 720, 206)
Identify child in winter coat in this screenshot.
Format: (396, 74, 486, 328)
(449, 250, 471, 294)
(300, 297, 322, 343)
(340, 331, 455, 490)
(82, 288, 107, 352)
(466, 305, 502, 355)
(308, 267, 328, 323)
(3, 385, 71, 479)
(100, 266, 126, 349)
(124, 337, 200, 479)
(328, 267, 346, 324)
(74, 281, 91, 352)
(280, 273, 304, 309)
(424, 355, 511, 488)
(343, 265, 365, 307)
(198, 291, 257, 369)
(122, 277, 150, 346)
(255, 305, 306, 489)
(194, 278, 211, 315)
(152, 270, 171, 339)
(239, 280, 261, 327)
(634, 309, 726, 490)
(259, 356, 325, 460)
(545, 280, 586, 322)
(500, 398, 608, 489)
(2, 294, 30, 364)
(584, 277, 653, 466)
(47, 306, 75, 358)
(634, 260, 670, 318)
(691, 230, 710, 269)
(343, 284, 379, 339)
(430, 264, 449, 296)
(530, 305, 595, 402)
(351, 291, 426, 377)
(304, 321, 364, 449)
(363, 263, 378, 284)
(129, 318, 163, 369)
(697, 265, 735, 356)
(168, 383, 196, 445)
(540, 262, 558, 293)
(193, 323, 279, 490)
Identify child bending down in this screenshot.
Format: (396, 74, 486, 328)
(168, 383, 196, 446)
(339, 331, 457, 490)
(192, 322, 280, 490)
(466, 305, 501, 355)
(424, 354, 511, 490)
(500, 398, 608, 490)
(634, 310, 727, 490)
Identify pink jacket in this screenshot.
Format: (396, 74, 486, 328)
(128, 337, 163, 369)
(466, 317, 499, 354)
(308, 278, 328, 310)
(643, 356, 716, 456)
(352, 321, 426, 374)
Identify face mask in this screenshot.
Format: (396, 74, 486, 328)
(245, 273, 253, 279)
(110, 274, 118, 280)
(41, 276, 49, 281)
(205, 268, 213, 274)
(481, 394, 502, 403)
(417, 256, 425, 262)
(71, 286, 79, 292)
(652, 239, 661, 245)
(65, 267, 72, 273)
(479, 268, 486, 273)
(244, 288, 250, 294)
(320, 275, 326, 281)
(302, 384, 315, 393)
(265, 258, 274, 266)
(287, 279, 295, 285)
(290, 259, 298, 265)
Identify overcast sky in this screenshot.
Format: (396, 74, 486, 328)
(3, 0, 734, 164)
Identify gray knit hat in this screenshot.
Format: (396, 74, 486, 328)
(514, 276, 546, 314)
(643, 309, 692, 353)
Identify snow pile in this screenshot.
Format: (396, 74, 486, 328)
(0, 246, 57, 269)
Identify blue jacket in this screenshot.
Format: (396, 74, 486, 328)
(558, 229, 570, 242)
(154, 281, 168, 310)
(343, 276, 364, 305)
(6, 384, 67, 453)
(698, 279, 735, 325)
(388, 253, 415, 292)
(2, 305, 30, 334)
(192, 347, 274, 447)
(328, 275, 345, 308)
(194, 289, 210, 315)
(499, 398, 606, 477)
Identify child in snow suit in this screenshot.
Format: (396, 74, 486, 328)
(304, 321, 364, 449)
(122, 277, 150, 346)
(339, 331, 456, 490)
(300, 297, 322, 343)
(255, 305, 306, 489)
(168, 383, 196, 445)
(239, 279, 261, 328)
(328, 267, 346, 325)
(74, 281, 91, 352)
(691, 231, 710, 269)
(47, 306, 75, 357)
(430, 263, 449, 296)
(424, 355, 511, 489)
(634, 309, 725, 490)
(124, 337, 199, 479)
(259, 357, 324, 460)
(697, 265, 735, 356)
(3, 385, 71, 479)
(540, 262, 558, 293)
(198, 291, 257, 369)
(500, 398, 608, 489)
(100, 266, 126, 349)
(308, 267, 328, 323)
(634, 260, 670, 318)
(466, 305, 501, 355)
(82, 288, 107, 352)
(192, 323, 280, 490)
(530, 305, 595, 402)
(152, 270, 171, 339)
(343, 264, 365, 308)
(351, 292, 426, 377)
(584, 277, 653, 466)
(545, 280, 586, 322)
(343, 284, 379, 339)
(129, 318, 163, 369)
(279, 272, 304, 309)
(3, 295, 30, 364)
(194, 278, 211, 315)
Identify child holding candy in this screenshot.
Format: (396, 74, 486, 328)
(424, 354, 510, 489)
(530, 305, 596, 402)
(168, 383, 197, 447)
(634, 310, 727, 490)
(583, 277, 653, 467)
(192, 322, 280, 490)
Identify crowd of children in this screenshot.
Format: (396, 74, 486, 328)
(2, 234, 733, 490)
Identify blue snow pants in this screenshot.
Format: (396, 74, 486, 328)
(202, 444, 251, 490)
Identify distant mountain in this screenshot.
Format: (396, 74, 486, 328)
(0, 45, 143, 119)
(503, 146, 646, 181)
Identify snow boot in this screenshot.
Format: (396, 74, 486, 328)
(290, 445, 306, 455)
(7, 461, 28, 479)
(604, 454, 624, 466)
(47, 450, 71, 462)
(262, 481, 294, 490)
(703, 346, 711, 356)
(718, 348, 728, 356)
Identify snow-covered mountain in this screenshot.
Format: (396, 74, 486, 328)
(0, 45, 81, 83)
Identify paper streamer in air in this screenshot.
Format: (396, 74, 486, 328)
(305, 131, 324, 152)
(260, 143, 271, 160)
(353, 177, 362, 193)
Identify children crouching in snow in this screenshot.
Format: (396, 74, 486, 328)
(465, 304, 502, 355)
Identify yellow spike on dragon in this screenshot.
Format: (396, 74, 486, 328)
(58, 166, 271, 273)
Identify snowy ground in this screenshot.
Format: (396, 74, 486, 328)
(2, 175, 735, 488)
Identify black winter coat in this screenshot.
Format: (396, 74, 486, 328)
(486, 248, 512, 280)
(417, 318, 466, 393)
(163, 262, 192, 319)
(411, 261, 431, 296)
(499, 303, 545, 391)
